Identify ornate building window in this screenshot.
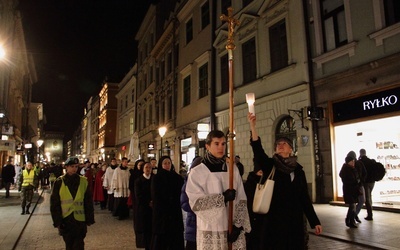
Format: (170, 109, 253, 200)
(275, 115, 297, 154)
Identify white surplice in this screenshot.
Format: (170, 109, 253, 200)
(186, 163, 251, 250)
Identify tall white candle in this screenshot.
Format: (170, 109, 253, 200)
(246, 93, 255, 115)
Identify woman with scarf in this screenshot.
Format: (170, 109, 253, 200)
(248, 113, 322, 249)
(185, 130, 251, 249)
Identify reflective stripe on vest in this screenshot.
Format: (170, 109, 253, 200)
(22, 169, 35, 187)
(59, 176, 88, 221)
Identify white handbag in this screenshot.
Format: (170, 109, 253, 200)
(253, 167, 276, 214)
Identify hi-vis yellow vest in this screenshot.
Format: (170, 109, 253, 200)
(22, 169, 35, 187)
(59, 176, 88, 221)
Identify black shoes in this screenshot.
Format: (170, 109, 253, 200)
(355, 215, 361, 223)
(346, 217, 358, 228)
(349, 222, 358, 228)
(364, 216, 373, 221)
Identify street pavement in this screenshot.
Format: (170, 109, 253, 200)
(1, 188, 400, 250)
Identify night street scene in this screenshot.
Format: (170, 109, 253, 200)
(1, 0, 400, 249)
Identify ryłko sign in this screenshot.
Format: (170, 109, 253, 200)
(332, 86, 400, 123)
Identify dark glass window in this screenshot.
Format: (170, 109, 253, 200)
(220, 54, 229, 94)
(168, 96, 173, 120)
(384, 0, 400, 26)
(201, 1, 210, 29)
(221, 0, 232, 15)
(320, 0, 347, 52)
(186, 19, 193, 44)
(183, 75, 191, 107)
(149, 104, 153, 125)
(243, 0, 253, 7)
(174, 43, 179, 68)
(269, 19, 288, 72)
(160, 61, 165, 82)
(242, 37, 257, 83)
(167, 52, 172, 74)
(199, 63, 208, 98)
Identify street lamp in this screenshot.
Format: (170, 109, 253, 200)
(158, 126, 167, 156)
(45, 152, 51, 162)
(37, 139, 44, 163)
(0, 44, 5, 60)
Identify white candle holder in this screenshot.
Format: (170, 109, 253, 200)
(246, 93, 255, 115)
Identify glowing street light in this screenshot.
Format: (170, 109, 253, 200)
(37, 139, 44, 163)
(0, 44, 5, 60)
(158, 126, 167, 156)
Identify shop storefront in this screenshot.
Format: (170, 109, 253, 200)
(331, 86, 400, 206)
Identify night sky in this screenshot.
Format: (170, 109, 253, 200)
(18, 0, 155, 140)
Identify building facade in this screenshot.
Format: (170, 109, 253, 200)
(305, 0, 400, 204)
(98, 82, 118, 163)
(0, 0, 37, 168)
(115, 64, 137, 161)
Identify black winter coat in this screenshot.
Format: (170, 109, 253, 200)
(359, 155, 376, 183)
(151, 167, 184, 234)
(2, 164, 15, 183)
(134, 174, 153, 248)
(339, 163, 360, 204)
(250, 138, 321, 249)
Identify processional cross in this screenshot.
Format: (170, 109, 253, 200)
(220, 7, 240, 250)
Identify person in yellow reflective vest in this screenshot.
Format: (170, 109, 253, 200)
(18, 161, 38, 215)
(50, 157, 95, 250)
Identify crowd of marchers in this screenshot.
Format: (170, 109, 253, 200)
(2, 113, 329, 249)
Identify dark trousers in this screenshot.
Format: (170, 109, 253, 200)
(60, 220, 87, 250)
(151, 232, 184, 250)
(20, 186, 34, 209)
(100, 189, 108, 209)
(108, 193, 115, 212)
(113, 197, 129, 219)
(346, 202, 356, 221)
(364, 182, 375, 217)
(185, 241, 196, 250)
(4, 182, 12, 198)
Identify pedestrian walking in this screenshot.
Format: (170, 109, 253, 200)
(359, 148, 376, 221)
(111, 157, 130, 220)
(243, 160, 267, 250)
(103, 158, 118, 212)
(18, 162, 38, 215)
(93, 163, 107, 209)
(50, 156, 95, 250)
(151, 156, 184, 249)
(340, 155, 360, 228)
(347, 151, 367, 223)
(185, 130, 251, 249)
(134, 162, 153, 250)
(2, 159, 16, 198)
(180, 156, 202, 250)
(248, 113, 322, 249)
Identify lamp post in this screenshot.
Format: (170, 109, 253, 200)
(36, 139, 44, 163)
(158, 126, 167, 157)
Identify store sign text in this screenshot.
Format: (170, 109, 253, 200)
(363, 95, 398, 110)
